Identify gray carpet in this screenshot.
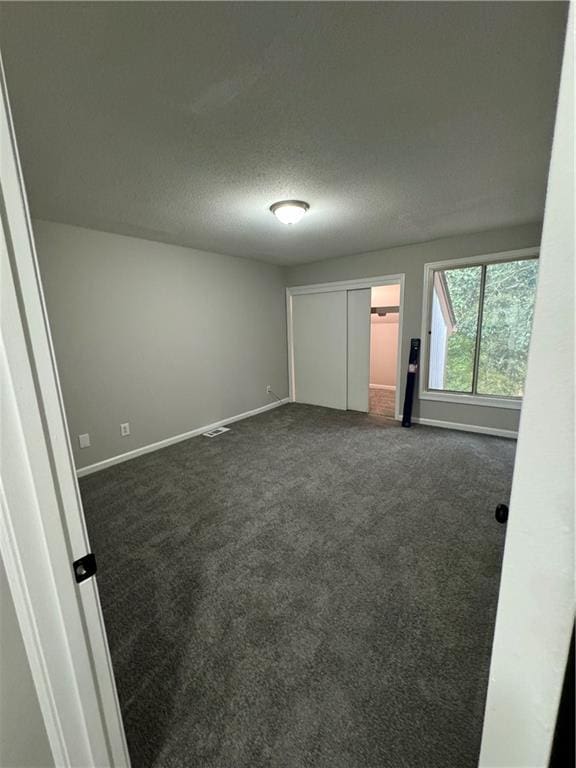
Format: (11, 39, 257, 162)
(80, 403, 513, 768)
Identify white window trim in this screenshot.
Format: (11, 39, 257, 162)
(419, 247, 540, 410)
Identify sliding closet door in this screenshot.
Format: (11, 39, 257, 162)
(292, 291, 347, 409)
(347, 288, 371, 412)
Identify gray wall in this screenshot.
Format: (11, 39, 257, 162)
(34, 221, 289, 469)
(0, 557, 53, 768)
(285, 223, 542, 432)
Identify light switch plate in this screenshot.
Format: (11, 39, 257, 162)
(120, 422, 130, 437)
(78, 433, 90, 449)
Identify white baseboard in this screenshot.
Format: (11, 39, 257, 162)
(369, 383, 396, 391)
(76, 398, 290, 477)
(399, 415, 518, 439)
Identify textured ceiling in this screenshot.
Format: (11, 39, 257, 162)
(0, 2, 567, 265)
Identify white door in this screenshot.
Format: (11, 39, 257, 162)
(292, 291, 347, 409)
(1, 60, 130, 766)
(479, 10, 574, 765)
(347, 288, 371, 412)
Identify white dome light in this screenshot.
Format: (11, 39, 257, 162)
(270, 200, 309, 225)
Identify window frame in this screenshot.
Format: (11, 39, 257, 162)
(419, 247, 540, 409)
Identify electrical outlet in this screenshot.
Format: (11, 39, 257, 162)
(266, 385, 272, 394)
(120, 422, 130, 437)
(78, 433, 91, 449)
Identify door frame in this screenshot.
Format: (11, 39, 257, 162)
(286, 274, 406, 418)
(1, 57, 130, 766)
(479, 5, 574, 764)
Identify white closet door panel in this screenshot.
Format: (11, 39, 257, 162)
(292, 291, 347, 409)
(347, 288, 371, 412)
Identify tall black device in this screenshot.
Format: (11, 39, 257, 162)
(401, 338, 421, 428)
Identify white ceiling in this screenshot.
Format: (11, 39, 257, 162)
(0, 2, 567, 266)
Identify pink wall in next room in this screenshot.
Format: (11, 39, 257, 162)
(370, 285, 400, 388)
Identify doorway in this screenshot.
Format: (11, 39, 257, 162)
(369, 284, 401, 419)
(287, 276, 404, 417)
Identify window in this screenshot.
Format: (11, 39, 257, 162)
(425, 253, 538, 404)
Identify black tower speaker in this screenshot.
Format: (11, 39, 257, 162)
(401, 338, 421, 428)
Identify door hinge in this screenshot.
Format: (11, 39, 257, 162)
(73, 553, 97, 583)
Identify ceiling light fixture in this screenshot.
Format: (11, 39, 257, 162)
(270, 200, 309, 225)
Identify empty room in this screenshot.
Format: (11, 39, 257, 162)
(0, 3, 573, 768)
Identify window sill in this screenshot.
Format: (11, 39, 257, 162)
(420, 390, 522, 410)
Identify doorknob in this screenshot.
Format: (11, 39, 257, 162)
(73, 552, 97, 583)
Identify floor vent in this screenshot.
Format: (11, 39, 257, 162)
(202, 426, 230, 438)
